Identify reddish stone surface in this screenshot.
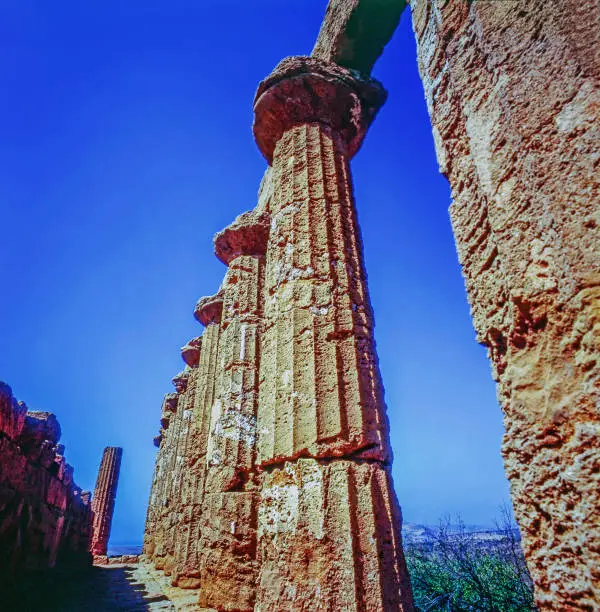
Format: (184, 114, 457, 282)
(181, 336, 203, 367)
(90, 446, 123, 556)
(253, 56, 386, 164)
(194, 291, 225, 326)
(0, 381, 92, 573)
(143, 47, 413, 612)
(214, 210, 271, 265)
(410, 0, 599, 607)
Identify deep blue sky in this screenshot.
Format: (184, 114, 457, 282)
(0, 1, 511, 545)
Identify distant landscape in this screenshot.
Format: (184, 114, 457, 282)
(403, 516, 536, 611)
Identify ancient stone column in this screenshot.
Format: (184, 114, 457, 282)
(190, 211, 270, 610)
(90, 446, 122, 556)
(410, 1, 599, 608)
(205, 210, 269, 490)
(192, 291, 225, 470)
(143, 392, 178, 564)
(172, 338, 203, 586)
(162, 370, 193, 576)
(252, 55, 414, 611)
(166, 292, 223, 587)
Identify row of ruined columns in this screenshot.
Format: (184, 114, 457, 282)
(144, 56, 414, 611)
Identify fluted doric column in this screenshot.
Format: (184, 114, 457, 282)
(90, 446, 122, 556)
(158, 370, 193, 575)
(205, 210, 269, 491)
(166, 292, 224, 587)
(172, 338, 203, 584)
(252, 56, 414, 611)
(144, 392, 178, 562)
(190, 212, 270, 609)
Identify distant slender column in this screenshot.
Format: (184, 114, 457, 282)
(90, 446, 123, 556)
(252, 56, 413, 610)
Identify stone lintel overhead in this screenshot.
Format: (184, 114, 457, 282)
(253, 55, 386, 164)
(194, 290, 225, 326)
(213, 210, 271, 266)
(181, 336, 203, 367)
(312, 0, 407, 76)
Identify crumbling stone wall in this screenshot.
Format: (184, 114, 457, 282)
(0, 381, 92, 573)
(410, 0, 599, 608)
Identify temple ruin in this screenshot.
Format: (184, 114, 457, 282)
(0, 0, 597, 609)
(143, 8, 416, 610)
(0, 381, 92, 573)
(90, 446, 123, 558)
(144, 1, 598, 609)
(410, 0, 599, 608)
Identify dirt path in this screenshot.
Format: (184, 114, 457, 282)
(3, 563, 202, 611)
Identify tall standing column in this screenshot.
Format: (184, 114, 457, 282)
(144, 392, 178, 563)
(162, 369, 191, 576)
(168, 292, 223, 587)
(191, 210, 270, 610)
(410, 1, 599, 607)
(252, 56, 413, 611)
(90, 446, 123, 556)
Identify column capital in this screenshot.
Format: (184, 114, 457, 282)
(194, 290, 224, 326)
(160, 412, 171, 430)
(181, 336, 203, 367)
(214, 210, 271, 265)
(163, 393, 178, 413)
(253, 56, 386, 164)
(172, 370, 190, 394)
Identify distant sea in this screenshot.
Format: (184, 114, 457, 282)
(107, 544, 143, 556)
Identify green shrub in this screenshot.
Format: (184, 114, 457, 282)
(405, 512, 536, 611)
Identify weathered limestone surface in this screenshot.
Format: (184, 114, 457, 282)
(91, 446, 123, 556)
(410, 0, 599, 608)
(252, 54, 413, 611)
(313, 0, 406, 74)
(144, 46, 413, 610)
(257, 459, 410, 611)
(142, 4, 416, 610)
(0, 381, 92, 573)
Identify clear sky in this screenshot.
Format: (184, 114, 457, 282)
(0, 1, 511, 546)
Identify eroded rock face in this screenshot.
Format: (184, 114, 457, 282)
(0, 382, 92, 572)
(410, 0, 600, 608)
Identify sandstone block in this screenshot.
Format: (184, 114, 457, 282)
(256, 459, 412, 611)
